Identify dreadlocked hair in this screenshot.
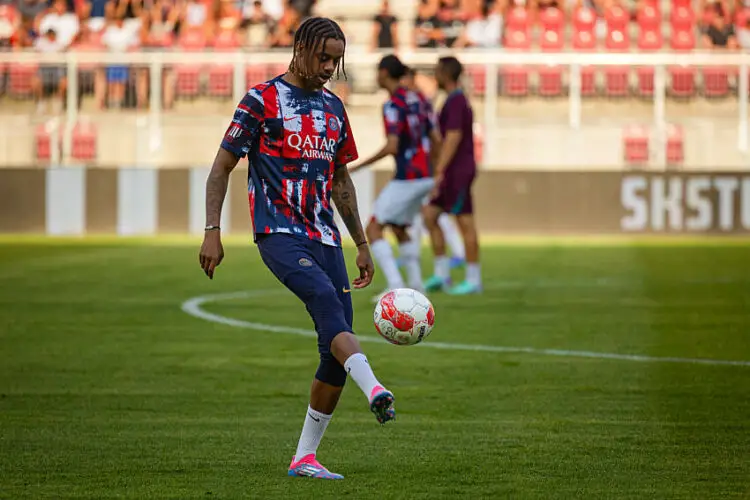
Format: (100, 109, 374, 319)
(289, 17, 347, 81)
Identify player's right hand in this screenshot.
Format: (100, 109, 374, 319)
(353, 245, 375, 289)
(199, 231, 224, 280)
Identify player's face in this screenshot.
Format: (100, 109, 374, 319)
(435, 64, 447, 90)
(303, 38, 345, 90)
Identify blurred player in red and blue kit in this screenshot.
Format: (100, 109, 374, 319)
(400, 66, 467, 273)
(350, 55, 439, 301)
(198, 17, 395, 481)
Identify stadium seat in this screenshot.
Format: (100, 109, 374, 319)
(669, 29, 696, 97)
(207, 29, 240, 97)
(623, 125, 649, 164)
(466, 65, 487, 96)
(502, 29, 531, 97)
(245, 64, 269, 87)
(175, 29, 207, 98)
(636, 29, 663, 97)
(573, 6, 597, 32)
(571, 30, 597, 96)
(473, 122, 484, 165)
(539, 7, 565, 33)
(604, 29, 630, 97)
(506, 7, 530, 31)
(35, 123, 54, 161)
(670, 4, 695, 31)
(702, 66, 730, 98)
(539, 30, 564, 97)
(605, 5, 630, 31)
(666, 123, 684, 165)
(636, 3, 661, 30)
(72, 121, 97, 161)
(8, 64, 37, 98)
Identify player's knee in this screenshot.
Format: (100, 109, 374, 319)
(366, 219, 383, 242)
(315, 355, 347, 387)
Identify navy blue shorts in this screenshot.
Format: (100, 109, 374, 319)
(257, 233, 353, 385)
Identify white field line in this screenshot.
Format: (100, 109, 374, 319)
(180, 290, 750, 368)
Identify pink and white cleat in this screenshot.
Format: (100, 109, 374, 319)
(369, 386, 396, 425)
(288, 454, 344, 480)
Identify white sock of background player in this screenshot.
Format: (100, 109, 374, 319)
(438, 214, 465, 261)
(399, 238, 423, 292)
(371, 239, 405, 290)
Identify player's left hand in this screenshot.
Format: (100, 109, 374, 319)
(353, 245, 375, 289)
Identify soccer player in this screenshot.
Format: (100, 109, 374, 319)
(423, 56, 482, 295)
(349, 55, 437, 299)
(400, 66, 466, 272)
(198, 17, 395, 481)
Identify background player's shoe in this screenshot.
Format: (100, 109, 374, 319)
(424, 275, 450, 292)
(450, 257, 466, 269)
(288, 454, 344, 480)
(447, 281, 482, 295)
(369, 386, 396, 424)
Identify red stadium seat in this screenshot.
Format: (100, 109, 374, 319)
(736, 7, 750, 27)
(702, 67, 730, 98)
(669, 29, 696, 97)
(72, 121, 97, 161)
(670, 4, 695, 30)
(502, 29, 531, 97)
(573, 7, 597, 32)
(246, 64, 269, 87)
(636, 29, 662, 96)
(473, 123, 484, 165)
(571, 29, 597, 96)
(466, 65, 487, 96)
(8, 63, 37, 98)
(207, 29, 240, 97)
(636, 3, 661, 30)
(539, 30, 564, 97)
(623, 125, 649, 164)
(604, 29, 630, 97)
(539, 7, 565, 33)
(605, 5, 630, 31)
(506, 7, 530, 31)
(666, 123, 684, 165)
(35, 123, 54, 161)
(175, 30, 207, 98)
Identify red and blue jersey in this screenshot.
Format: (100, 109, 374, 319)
(220, 76, 359, 247)
(383, 87, 435, 181)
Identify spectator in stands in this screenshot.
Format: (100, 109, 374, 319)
(737, 16, 750, 50)
(33, 28, 67, 114)
(259, 0, 283, 20)
(179, 0, 212, 38)
(216, 0, 242, 32)
(288, 0, 316, 19)
(19, 0, 47, 23)
(143, 0, 180, 44)
(454, 0, 502, 47)
(268, 2, 299, 47)
(414, 0, 440, 48)
(240, 0, 275, 47)
(80, 0, 111, 33)
(702, 5, 738, 48)
(101, 13, 141, 108)
(9, 16, 36, 47)
(436, 0, 466, 48)
(371, 0, 398, 51)
(36, 0, 80, 48)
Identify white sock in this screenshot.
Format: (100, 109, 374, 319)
(410, 214, 424, 246)
(344, 353, 384, 401)
(399, 240, 423, 291)
(294, 405, 332, 461)
(439, 214, 465, 260)
(371, 239, 404, 290)
(434, 256, 450, 280)
(466, 262, 481, 286)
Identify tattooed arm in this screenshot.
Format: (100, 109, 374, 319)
(332, 166, 375, 288)
(199, 148, 241, 279)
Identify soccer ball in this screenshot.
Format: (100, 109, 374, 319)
(374, 288, 435, 346)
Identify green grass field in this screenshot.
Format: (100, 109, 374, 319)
(1, 237, 749, 499)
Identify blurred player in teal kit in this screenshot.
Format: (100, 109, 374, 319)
(198, 17, 395, 481)
(399, 66, 467, 272)
(423, 56, 482, 295)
